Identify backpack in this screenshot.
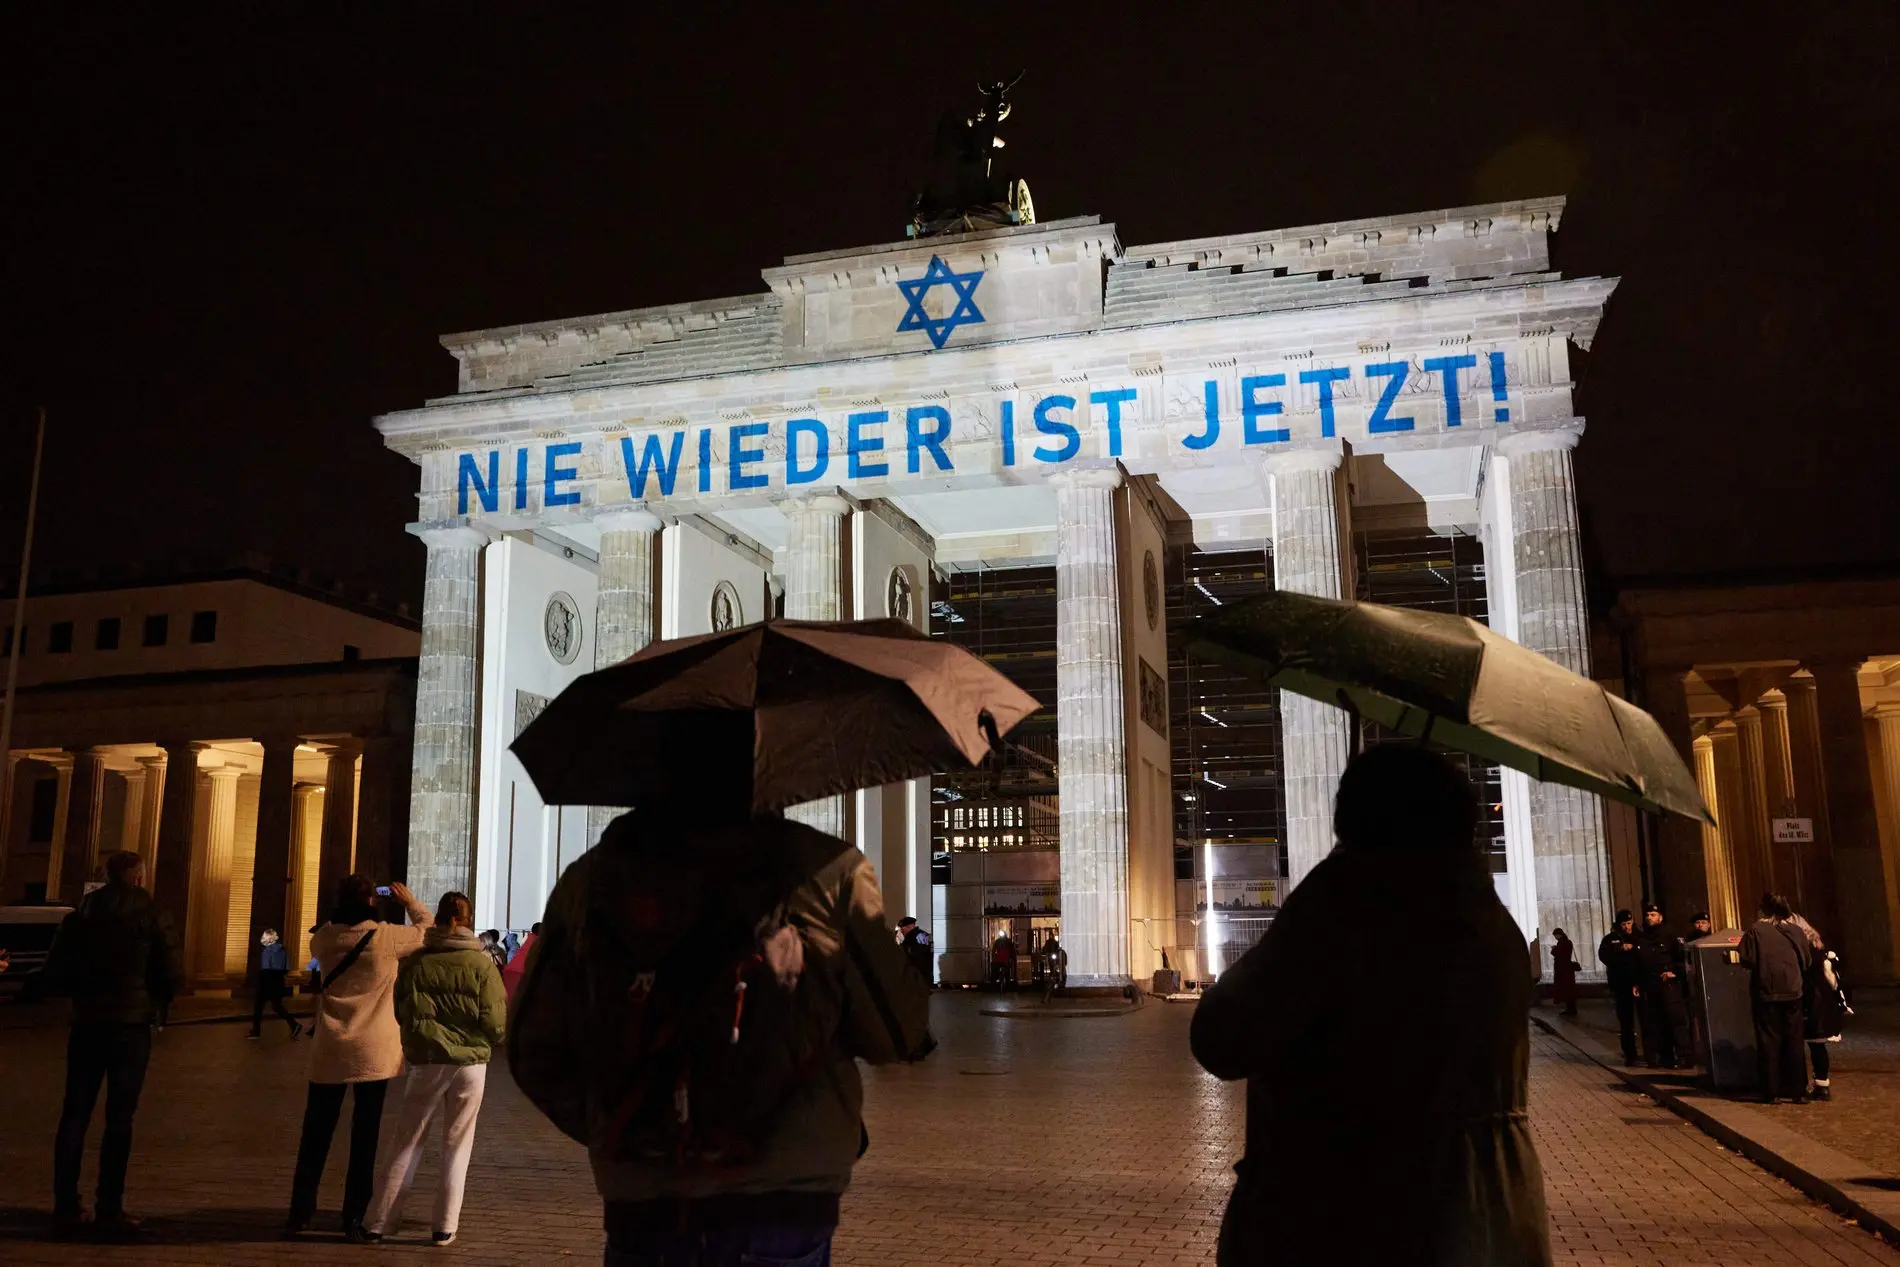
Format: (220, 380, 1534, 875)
(563, 820, 839, 1170)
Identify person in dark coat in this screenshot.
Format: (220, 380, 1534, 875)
(1739, 893, 1812, 1104)
(1631, 904, 1687, 1068)
(42, 850, 185, 1238)
(249, 929, 303, 1040)
(1597, 911, 1641, 1064)
(1549, 929, 1580, 1017)
(896, 917, 934, 987)
(1191, 745, 1549, 1267)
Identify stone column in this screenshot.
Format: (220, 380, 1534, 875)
(37, 754, 75, 903)
(1710, 725, 1763, 921)
(1872, 706, 1900, 976)
(1496, 427, 1613, 971)
(407, 525, 486, 904)
(136, 754, 167, 867)
(1642, 668, 1708, 918)
(56, 750, 106, 904)
(353, 733, 407, 888)
(246, 736, 299, 978)
(192, 768, 242, 984)
(1781, 677, 1837, 930)
(1732, 709, 1776, 914)
(1264, 445, 1351, 892)
(1051, 468, 1131, 987)
(589, 507, 663, 845)
(152, 742, 203, 935)
(118, 767, 147, 869)
(1811, 661, 1896, 980)
(779, 495, 851, 838)
(1692, 735, 1738, 929)
(1757, 691, 1800, 898)
(316, 742, 360, 917)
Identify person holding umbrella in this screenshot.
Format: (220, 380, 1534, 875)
(1191, 745, 1550, 1265)
(506, 618, 1037, 1264)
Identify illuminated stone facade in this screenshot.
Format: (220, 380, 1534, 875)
(377, 197, 1619, 982)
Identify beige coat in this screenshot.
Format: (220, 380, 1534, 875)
(306, 901, 432, 1085)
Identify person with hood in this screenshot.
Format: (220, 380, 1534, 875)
(287, 875, 433, 1241)
(249, 929, 302, 1040)
(1739, 893, 1812, 1104)
(500, 921, 541, 1006)
(362, 891, 506, 1246)
(508, 801, 932, 1267)
(44, 849, 184, 1238)
(1548, 929, 1580, 1018)
(1190, 745, 1549, 1267)
(1597, 911, 1641, 1064)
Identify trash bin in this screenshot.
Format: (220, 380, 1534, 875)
(1687, 931, 1755, 1090)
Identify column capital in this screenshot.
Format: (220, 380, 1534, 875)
(408, 521, 491, 552)
(592, 505, 666, 535)
(137, 752, 169, 770)
(778, 493, 852, 520)
(1872, 702, 1900, 721)
(1048, 465, 1123, 492)
(1263, 439, 1345, 477)
(205, 766, 243, 786)
(1495, 423, 1584, 458)
(311, 737, 362, 758)
(1758, 688, 1789, 712)
(255, 733, 302, 755)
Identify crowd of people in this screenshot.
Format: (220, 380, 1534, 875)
(28, 748, 1862, 1267)
(1573, 896, 1849, 1104)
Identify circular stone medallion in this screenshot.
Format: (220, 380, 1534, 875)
(710, 580, 742, 632)
(543, 591, 582, 664)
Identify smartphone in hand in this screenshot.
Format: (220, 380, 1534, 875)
(375, 886, 393, 897)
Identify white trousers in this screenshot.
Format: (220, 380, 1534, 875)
(364, 1062, 487, 1236)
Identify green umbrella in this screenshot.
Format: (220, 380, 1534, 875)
(1186, 590, 1713, 824)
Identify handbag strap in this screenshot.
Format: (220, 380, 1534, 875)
(317, 929, 376, 994)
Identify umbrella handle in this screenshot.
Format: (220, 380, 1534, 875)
(1334, 689, 1366, 756)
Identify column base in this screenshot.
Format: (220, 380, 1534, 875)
(1063, 975, 1134, 994)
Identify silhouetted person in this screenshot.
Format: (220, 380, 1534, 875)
(1740, 893, 1811, 1104)
(897, 916, 933, 986)
(1191, 746, 1549, 1266)
(1597, 911, 1640, 1064)
(44, 850, 184, 1239)
(1549, 929, 1580, 1018)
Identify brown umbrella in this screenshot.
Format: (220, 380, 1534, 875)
(511, 618, 1041, 812)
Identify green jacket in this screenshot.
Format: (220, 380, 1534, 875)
(394, 927, 507, 1066)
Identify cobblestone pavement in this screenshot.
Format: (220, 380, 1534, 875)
(1566, 995, 1900, 1179)
(0, 994, 1894, 1265)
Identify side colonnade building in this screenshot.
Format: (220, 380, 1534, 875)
(375, 198, 1621, 986)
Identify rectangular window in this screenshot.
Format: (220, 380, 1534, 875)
(189, 610, 218, 644)
(142, 613, 169, 647)
(1, 626, 20, 656)
(47, 620, 74, 654)
(342, 644, 362, 662)
(96, 617, 121, 650)
(29, 777, 59, 842)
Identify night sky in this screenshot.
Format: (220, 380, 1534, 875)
(3, 4, 1894, 611)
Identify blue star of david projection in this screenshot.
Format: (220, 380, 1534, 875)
(896, 255, 985, 350)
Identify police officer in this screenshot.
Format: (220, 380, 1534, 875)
(1598, 910, 1641, 1063)
(1632, 903, 1687, 1067)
